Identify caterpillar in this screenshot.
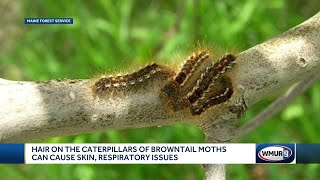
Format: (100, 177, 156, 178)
(190, 76, 233, 115)
(94, 63, 174, 94)
(161, 52, 236, 115)
(187, 54, 236, 104)
(94, 50, 236, 116)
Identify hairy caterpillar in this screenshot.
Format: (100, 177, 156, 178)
(161, 51, 236, 115)
(190, 76, 233, 115)
(187, 54, 236, 104)
(94, 63, 174, 94)
(93, 50, 236, 115)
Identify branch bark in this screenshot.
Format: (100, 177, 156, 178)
(235, 72, 320, 139)
(0, 12, 319, 146)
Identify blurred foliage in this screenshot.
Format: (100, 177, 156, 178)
(0, 0, 319, 179)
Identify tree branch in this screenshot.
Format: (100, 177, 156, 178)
(235, 72, 320, 139)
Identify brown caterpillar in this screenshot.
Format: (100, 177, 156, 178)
(161, 52, 236, 115)
(174, 51, 209, 85)
(187, 54, 236, 104)
(94, 50, 236, 116)
(162, 51, 210, 91)
(94, 63, 174, 94)
(161, 51, 211, 111)
(190, 76, 233, 115)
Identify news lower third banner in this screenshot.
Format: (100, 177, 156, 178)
(1, 144, 320, 164)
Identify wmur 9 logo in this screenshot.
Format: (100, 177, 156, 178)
(256, 144, 295, 163)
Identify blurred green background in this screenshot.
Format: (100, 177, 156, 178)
(0, 0, 319, 179)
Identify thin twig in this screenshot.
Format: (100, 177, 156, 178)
(235, 72, 320, 139)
